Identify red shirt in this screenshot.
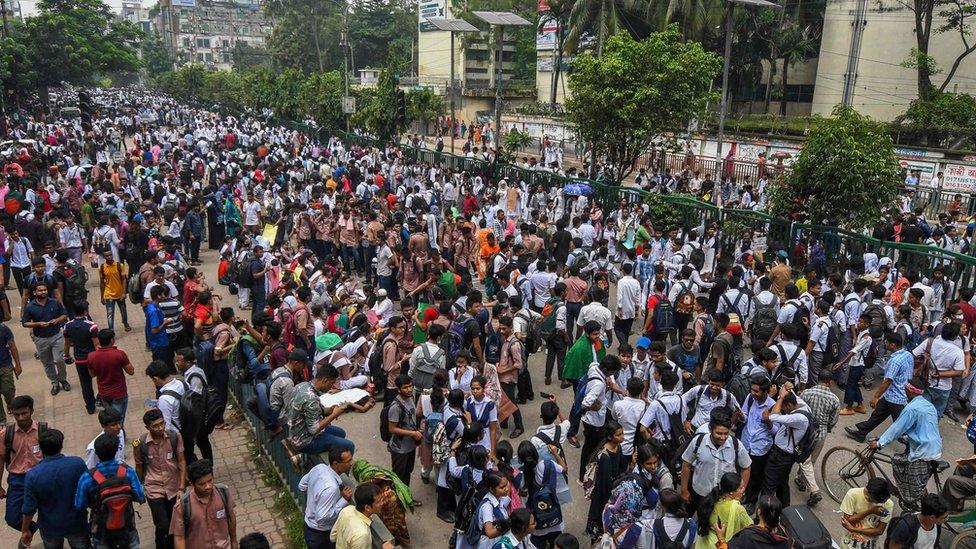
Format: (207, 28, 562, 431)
(959, 301, 976, 329)
(87, 346, 130, 399)
(423, 307, 439, 324)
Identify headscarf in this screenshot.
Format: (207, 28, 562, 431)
(351, 459, 414, 512)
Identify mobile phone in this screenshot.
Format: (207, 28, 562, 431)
(539, 392, 554, 399)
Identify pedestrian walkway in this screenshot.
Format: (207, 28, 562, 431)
(0, 247, 287, 547)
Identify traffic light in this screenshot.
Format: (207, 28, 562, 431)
(395, 89, 406, 128)
(78, 90, 93, 132)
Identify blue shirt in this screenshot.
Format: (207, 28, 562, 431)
(23, 454, 89, 537)
(145, 303, 169, 349)
(878, 397, 942, 461)
(883, 348, 914, 405)
(75, 460, 146, 512)
(740, 395, 775, 456)
(21, 298, 66, 338)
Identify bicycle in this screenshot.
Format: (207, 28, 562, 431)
(820, 443, 950, 510)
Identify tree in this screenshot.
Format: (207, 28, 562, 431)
(891, 0, 976, 100)
(563, 0, 625, 55)
(232, 41, 269, 71)
(768, 105, 901, 229)
(265, 0, 341, 73)
(406, 87, 444, 134)
(301, 71, 346, 131)
(502, 128, 532, 161)
(895, 91, 976, 148)
(25, 0, 142, 87)
(0, 28, 38, 104)
(566, 27, 720, 183)
(347, 0, 416, 72)
(140, 33, 175, 75)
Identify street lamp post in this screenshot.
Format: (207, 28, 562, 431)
(714, 0, 782, 206)
(472, 11, 531, 154)
(426, 18, 479, 155)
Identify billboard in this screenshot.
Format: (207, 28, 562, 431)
(419, 0, 446, 31)
(172, 0, 196, 7)
(943, 163, 976, 193)
(537, 16, 557, 50)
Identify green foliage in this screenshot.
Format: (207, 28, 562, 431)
(140, 33, 174, 75)
(406, 87, 445, 134)
(347, 0, 416, 73)
(643, 193, 684, 234)
(895, 91, 976, 148)
(301, 71, 346, 132)
(502, 128, 532, 161)
(768, 106, 901, 229)
(566, 27, 720, 183)
(0, 29, 38, 101)
(25, 0, 141, 87)
(232, 41, 269, 71)
(265, 0, 341, 73)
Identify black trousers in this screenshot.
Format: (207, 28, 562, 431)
(499, 382, 524, 430)
(184, 427, 214, 464)
(853, 398, 905, 439)
(545, 335, 567, 381)
(579, 421, 605, 482)
(614, 317, 635, 347)
(744, 452, 769, 505)
(391, 450, 416, 487)
(437, 485, 457, 517)
(762, 446, 796, 506)
(148, 496, 176, 549)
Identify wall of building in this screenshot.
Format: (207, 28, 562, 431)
(154, 0, 270, 70)
(812, 0, 976, 121)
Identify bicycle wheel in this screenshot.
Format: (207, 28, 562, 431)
(821, 445, 876, 504)
(950, 528, 976, 549)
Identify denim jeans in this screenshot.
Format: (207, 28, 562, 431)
(340, 245, 360, 275)
(105, 299, 129, 331)
(924, 386, 951, 417)
(41, 531, 91, 549)
(300, 425, 355, 454)
(844, 366, 864, 406)
(102, 397, 129, 423)
(95, 530, 139, 549)
(254, 381, 279, 430)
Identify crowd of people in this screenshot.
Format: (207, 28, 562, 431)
(0, 86, 971, 549)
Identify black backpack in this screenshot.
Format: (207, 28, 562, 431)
(186, 371, 222, 433)
(516, 310, 542, 354)
(160, 380, 206, 446)
(379, 398, 406, 443)
(820, 316, 842, 366)
(789, 409, 819, 463)
(369, 338, 397, 394)
(60, 262, 89, 305)
(656, 397, 690, 471)
(653, 517, 690, 549)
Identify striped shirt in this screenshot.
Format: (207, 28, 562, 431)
(158, 298, 185, 336)
(799, 385, 840, 441)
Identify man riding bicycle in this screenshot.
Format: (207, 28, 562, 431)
(868, 377, 942, 510)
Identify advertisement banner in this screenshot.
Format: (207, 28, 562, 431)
(898, 159, 936, 185)
(418, 0, 446, 31)
(537, 16, 557, 50)
(943, 163, 976, 193)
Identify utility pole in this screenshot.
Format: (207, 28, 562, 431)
(842, 0, 867, 106)
(342, 2, 350, 132)
(714, 4, 734, 206)
(493, 25, 504, 153)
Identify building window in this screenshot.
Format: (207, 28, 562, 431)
(222, 39, 229, 47)
(205, 53, 213, 62)
(196, 38, 211, 48)
(223, 53, 231, 63)
(182, 37, 191, 48)
(196, 53, 204, 61)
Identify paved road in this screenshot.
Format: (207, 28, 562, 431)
(0, 247, 287, 548)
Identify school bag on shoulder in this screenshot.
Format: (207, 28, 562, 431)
(789, 409, 819, 464)
(431, 415, 466, 465)
(721, 293, 745, 336)
(652, 296, 676, 335)
(674, 282, 696, 315)
(821, 317, 842, 366)
(159, 380, 206, 446)
(90, 464, 137, 547)
(454, 469, 489, 541)
(186, 371, 222, 433)
(379, 397, 405, 443)
(752, 297, 779, 341)
(136, 431, 179, 467)
(5, 422, 47, 465)
(517, 310, 542, 354)
(440, 320, 466, 367)
(529, 460, 563, 529)
(412, 344, 445, 392)
(653, 517, 691, 549)
(539, 297, 563, 338)
(181, 483, 230, 536)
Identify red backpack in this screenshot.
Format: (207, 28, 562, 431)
(91, 465, 136, 543)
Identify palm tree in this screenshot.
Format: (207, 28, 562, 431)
(563, 0, 623, 55)
(775, 23, 818, 115)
